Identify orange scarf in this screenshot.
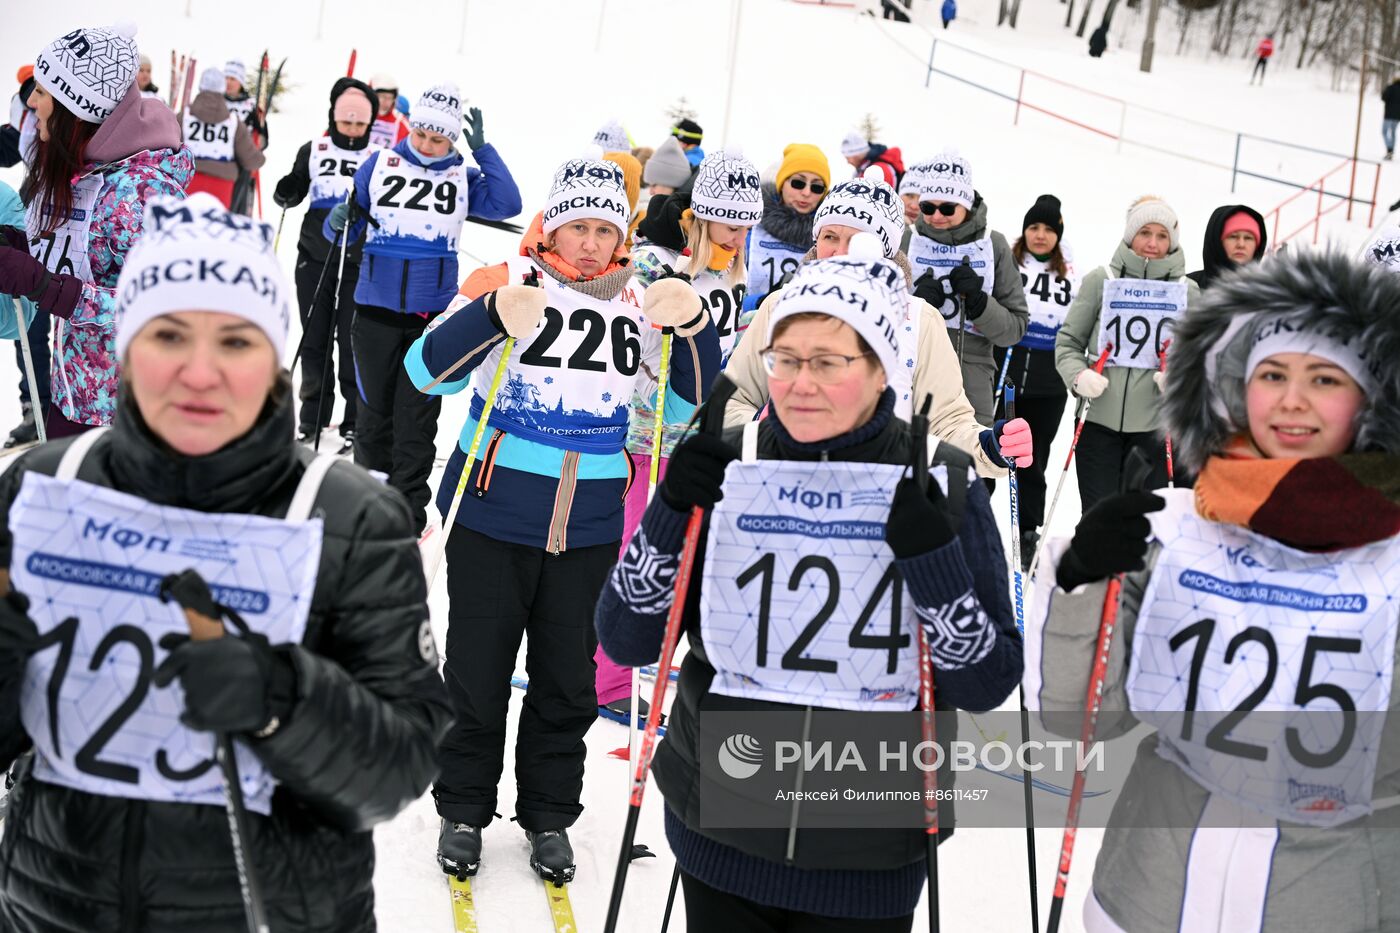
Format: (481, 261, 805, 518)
(1194, 437, 1400, 551)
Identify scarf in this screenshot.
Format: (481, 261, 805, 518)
(1194, 438, 1400, 551)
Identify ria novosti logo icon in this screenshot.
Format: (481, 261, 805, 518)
(717, 733, 764, 780)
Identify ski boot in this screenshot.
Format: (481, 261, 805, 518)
(526, 829, 576, 884)
(437, 820, 483, 879)
(4, 405, 37, 449)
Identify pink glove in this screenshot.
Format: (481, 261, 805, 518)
(997, 417, 1033, 467)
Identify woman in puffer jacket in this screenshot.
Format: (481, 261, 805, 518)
(1053, 195, 1200, 509)
(0, 193, 452, 933)
(1027, 250, 1400, 933)
(0, 24, 193, 439)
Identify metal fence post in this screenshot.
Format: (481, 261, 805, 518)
(1231, 133, 1241, 193)
(926, 37, 937, 89)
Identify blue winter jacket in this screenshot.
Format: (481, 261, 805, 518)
(326, 139, 522, 314)
(405, 257, 721, 552)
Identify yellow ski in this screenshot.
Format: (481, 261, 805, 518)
(448, 874, 479, 933)
(543, 879, 578, 933)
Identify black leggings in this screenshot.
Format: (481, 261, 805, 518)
(681, 872, 915, 933)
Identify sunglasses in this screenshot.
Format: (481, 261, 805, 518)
(786, 178, 827, 195)
(919, 201, 960, 217)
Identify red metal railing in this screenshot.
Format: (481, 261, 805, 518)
(1263, 159, 1382, 249)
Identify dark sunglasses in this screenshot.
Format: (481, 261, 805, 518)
(919, 201, 960, 217)
(787, 177, 827, 195)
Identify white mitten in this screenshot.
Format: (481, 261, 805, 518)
(1074, 368, 1109, 399)
(643, 277, 705, 336)
(491, 284, 548, 338)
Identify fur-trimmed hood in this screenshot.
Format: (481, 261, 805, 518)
(1161, 250, 1400, 472)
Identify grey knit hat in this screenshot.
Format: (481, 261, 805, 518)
(643, 137, 692, 188)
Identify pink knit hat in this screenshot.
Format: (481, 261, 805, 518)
(333, 87, 373, 124)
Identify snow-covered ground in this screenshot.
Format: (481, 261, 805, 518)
(1, 0, 1392, 929)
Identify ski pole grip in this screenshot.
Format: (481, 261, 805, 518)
(159, 570, 225, 641)
(1092, 345, 1111, 373)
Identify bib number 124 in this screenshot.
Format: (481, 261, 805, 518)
(736, 554, 909, 674)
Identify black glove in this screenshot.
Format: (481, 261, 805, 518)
(885, 475, 956, 559)
(947, 263, 989, 319)
(272, 177, 298, 209)
(0, 225, 27, 252)
(154, 569, 296, 736)
(912, 270, 947, 308)
(659, 432, 739, 513)
(1056, 491, 1166, 592)
(153, 630, 295, 735)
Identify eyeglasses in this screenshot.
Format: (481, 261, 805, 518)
(786, 178, 827, 195)
(762, 349, 873, 384)
(919, 201, 960, 217)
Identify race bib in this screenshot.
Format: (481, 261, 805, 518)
(1017, 254, 1078, 351)
(308, 139, 367, 208)
(182, 113, 236, 162)
(365, 152, 469, 252)
(27, 171, 101, 284)
(690, 269, 747, 363)
(471, 256, 648, 454)
(1128, 490, 1400, 827)
(906, 234, 995, 336)
(368, 118, 398, 150)
(745, 223, 805, 305)
(14, 473, 323, 815)
(700, 461, 924, 711)
(1098, 277, 1186, 370)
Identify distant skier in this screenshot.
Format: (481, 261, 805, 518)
(942, 0, 957, 28)
(1089, 24, 1109, 58)
(840, 131, 905, 187)
(1250, 34, 1274, 85)
(184, 67, 265, 209)
(368, 73, 411, 149)
(1381, 76, 1400, 160)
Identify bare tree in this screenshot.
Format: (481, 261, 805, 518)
(1009, 0, 1024, 28)
(1141, 0, 1163, 71)
(1066, 0, 1076, 28)
(1076, 0, 1096, 37)
(1297, 0, 1319, 67)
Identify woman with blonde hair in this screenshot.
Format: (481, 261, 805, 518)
(593, 150, 763, 718)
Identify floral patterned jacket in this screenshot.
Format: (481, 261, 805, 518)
(50, 146, 193, 425)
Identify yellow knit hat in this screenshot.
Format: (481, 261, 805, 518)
(604, 151, 643, 213)
(775, 143, 831, 192)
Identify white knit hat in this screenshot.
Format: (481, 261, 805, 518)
(33, 23, 139, 124)
(115, 193, 290, 361)
(1123, 195, 1180, 251)
(840, 131, 869, 158)
(223, 59, 245, 82)
(770, 233, 906, 377)
(690, 150, 763, 226)
(410, 83, 463, 142)
(1245, 316, 1379, 395)
(1364, 223, 1400, 272)
(920, 151, 974, 209)
(592, 119, 630, 153)
(898, 160, 935, 197)
(198, 67, 224, 93)
(541, 158, 631, 237)
(812, 179, 904, 258)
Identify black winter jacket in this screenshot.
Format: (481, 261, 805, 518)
(275, 78, 378, 265)
(1186, 204, 1267, 291)
(0, 389, 453, 933)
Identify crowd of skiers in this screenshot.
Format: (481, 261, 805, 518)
(0, 18, 1396, 933)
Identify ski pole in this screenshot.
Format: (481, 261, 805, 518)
(12, 299, 46, 445)
(631, 329, 673, 820)
(1026, 345, 1111, 581)
(954, 255, 971, 369)
(1043, 450, 1151, 933)
(289, 192, 352, 373)
(992, 348, 1013, 412)
(310, 216, 353, 452)
(1158, 340, 1174, 488)
(1003, 383, 1039, 932)
(658, 864, 681, 933)
(273, 208, 286, 255)
(909, 394, 940, 933)
(423, 336, 516, 588)
(162, 580, 269, 933)
(604, 375, 738, 933)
